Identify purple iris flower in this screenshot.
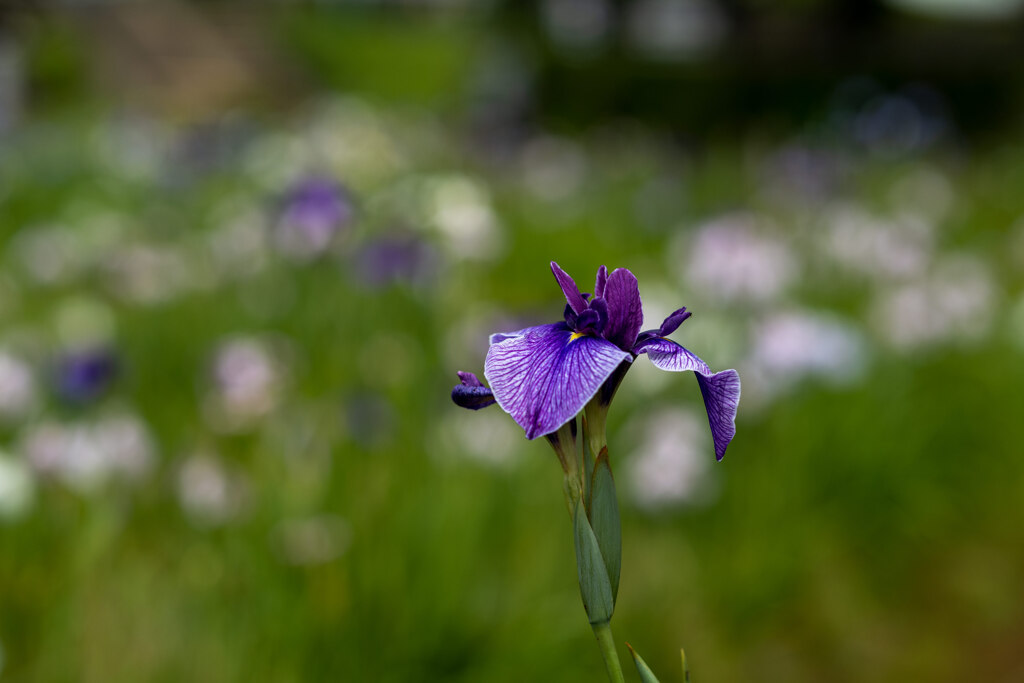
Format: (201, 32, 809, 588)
(55, 348, 118, 403)
(275, 176, 353, 258)
(453, 262, 740, 460)
(353, 235, 437, 289)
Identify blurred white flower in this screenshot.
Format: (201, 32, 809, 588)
(752, 311, 867, 382)
(177, 454, 246, 527)
(626, 0, 727, 61)
(0, 350, 37, 419)
(872, 254, 997, 351)
(206, 201, 270, 280)
(269, 515, 351, 566)
(103, 244, 199, 305)
(205, 337, 286, 431)
(429, 175, 504, 260)
(521, 136, 588, 203)
(0, 452, 35, 520)
(820, 205, 934, 282)
(93, 114, 169, 183)
(743, 310, 868, 408)
(11, 224, 84, 286)
(760, 143, 843, 204)
(303, 97, 406, 185)
(22, 414, 155, 493)
(541, 0, 611, 53)
(438, 408, 523, 469)
(889, 165, 954, 224)
(676, 213, 798, 305)
(626, 408, 715, 509)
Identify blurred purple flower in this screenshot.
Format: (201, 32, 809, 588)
(275, 176, 353, 259)
(453, 262, 740, 459)
(54, 348, 117, 403)
(353, 235, 437, 288)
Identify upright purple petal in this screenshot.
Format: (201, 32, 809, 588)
(550, 262, 588, 315)
(602, 268, 643, 350)
(485, 323, 632, 439)
(594, 265, 608, 299)
(633, 337, 740, 460)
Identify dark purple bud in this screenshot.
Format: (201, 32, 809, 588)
(550, 261, 588, 315)
(588, 297, 609, 330)
(452, 384, 496, 410)
(574, 308, 605, 336)
(659, 307, 692, 337)
(55, 348, 117, 402)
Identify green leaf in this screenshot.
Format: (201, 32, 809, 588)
(588, 446, 622, 603)
(582, 423, 596, 509)
(626, 643, 661, 683)
(572, 498, 614, 624)
(681, 648, 690, 683)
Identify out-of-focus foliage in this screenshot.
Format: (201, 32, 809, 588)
(0, 3, 1023, 682)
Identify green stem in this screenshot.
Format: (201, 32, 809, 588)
(592, 620, 626, 683)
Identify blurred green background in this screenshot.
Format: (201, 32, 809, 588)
(1, 1, 1023, 681)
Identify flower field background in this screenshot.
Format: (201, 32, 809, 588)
(1, 4, 1023, 682)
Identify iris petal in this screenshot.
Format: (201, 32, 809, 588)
(485, 323, 632, 439)
(602, 268, 644, 350)
(456, 371, 484, 387)
(658, 307, 691, 336)
(550, 262, 588, 315)
(594, 265, 608, 299)
(633, 337, 740, 460)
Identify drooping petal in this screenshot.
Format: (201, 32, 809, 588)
(602, 268, 644, 351)
(594, 265, 608, 299)
(550, 262, 588, 315)
(485, 323, 632, 439)
(658, 307, 692, 336)
(633, 337, 740, 460)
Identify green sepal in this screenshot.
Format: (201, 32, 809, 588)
(572, 498, 614, 624)
(587, 446, 621, 603)
(625, 643, 661, 683)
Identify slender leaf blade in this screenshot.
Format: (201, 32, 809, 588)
(572, 498, 614, 624)
(589, 446, 622, 603)
(626, 643, 661, 683)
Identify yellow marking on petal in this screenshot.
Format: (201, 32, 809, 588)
(569, 331, 587, 342)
